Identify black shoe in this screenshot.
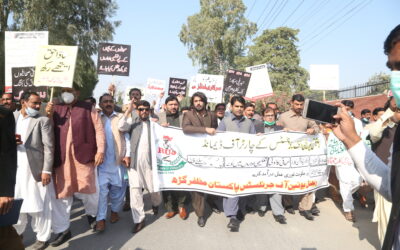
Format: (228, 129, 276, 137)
(286, 207, 295, 214)
(258, 210, 266, 217)
(311, 204, 320, 216)
(50, 229, 72, 247)
(197, 216, 206, 227)
(87, 215, 96, 229)
(32, 240, 49, 250)
(132, 220, 145, 234)
(237, 210, 244, 221)
(152, 206, 159, 215)
(227, 218, 240, 232)
(273, 215, 287, 224)
(300, 210, 314, 221)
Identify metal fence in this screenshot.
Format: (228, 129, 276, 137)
(324, 80, 389, 100)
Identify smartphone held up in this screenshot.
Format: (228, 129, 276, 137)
(302, 99, 338, 124)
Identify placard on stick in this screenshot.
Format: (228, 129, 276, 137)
(189, 74, 224, 103)
(168, 78, 187, 96)
(34, 45, 78, 88)
(97, 43, 131, 76)
(12, 67, 48, 101)
(223, 69, 251, 96)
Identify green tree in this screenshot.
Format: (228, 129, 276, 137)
(179, 0, 256, 75)
(236, 27, 308, 93)
(0, 0, 120, 98)
(365, 72, 390, 96)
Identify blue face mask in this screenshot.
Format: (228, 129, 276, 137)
(26, 107, 39, 117)
(390, 71, 400, 106)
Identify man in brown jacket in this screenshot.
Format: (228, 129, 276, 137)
(182, 92, 218, 227)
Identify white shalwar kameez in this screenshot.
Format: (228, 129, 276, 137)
(128, 123, 161, 223)
(13, 115, 54, 242)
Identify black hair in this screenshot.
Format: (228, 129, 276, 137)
(384, 24, 400, 55)
(263, 107, 276, 116)
(244, 102, 255, 109)
(190, 92, 207, 107)
(21, 91, 39, 101)
(341, 100, 354, 109)
(373, 107, 385, 116)
(84, 96, 96, 105)
(165, 95, 179, 105)
(267, 102, 277, 107)
(230, 96, 246, 106)
(137, 100, 150, 108)
(360, 109, 371, 116)
(129, 88, 142, 97)
(181, 106, 191, 112)
(291, 94, 305, 102)
(99, 93, 113, 103)
(214, 103, 226, 111)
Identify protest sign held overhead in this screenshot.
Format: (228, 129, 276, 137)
(5, 31, 48, 93)
(245, 64, 273, 101)
(223, 69, 251, 96)
(168, 77, 187, 96)
(11, 67, 48, 101)
(97, 43, 131, 76)
(152, 123, 329, 197)
(34, 45, 78, 88)
(144, 78, 166, 104)
(309, 64, 340, 90)
(189, 74, 224, 103)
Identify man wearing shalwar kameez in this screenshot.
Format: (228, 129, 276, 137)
(95, 93, 130, 232)
(13, 92, 55, 250)
(118, 100, 162, 234)
(46, 84, 105, 247)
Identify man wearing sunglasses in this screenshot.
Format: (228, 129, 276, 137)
(118, 100, 162, 234)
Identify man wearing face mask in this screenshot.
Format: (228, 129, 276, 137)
(13, 91, 55, 250)
(45, 83, 105, 247)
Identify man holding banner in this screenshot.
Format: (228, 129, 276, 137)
(278, 94, 320, 220)
(217, 96, 255, 232)
(46, 83, 105, 246)
(182, 92, 218, 227)
(157, 96, 188, 220)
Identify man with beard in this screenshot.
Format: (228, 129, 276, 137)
(1, 92, 16, 111)
(182, 92, 218, 227)
(95, 93, 130, 232)
(243, 102, 264, 133)
(45, 83, 105, 246)
(118, 100, 162, 234)
(278, 94, 319, 220)
(157, 95, 188, 220)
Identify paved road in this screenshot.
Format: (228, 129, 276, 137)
(24, 192, 380, 250)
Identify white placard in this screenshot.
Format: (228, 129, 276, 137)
(5, 31, 48, 92)
(245, 64, 273, 101)
(188, 74, 224, 103)
(309, 64, 340, 90)
(144, 78, 166, 104)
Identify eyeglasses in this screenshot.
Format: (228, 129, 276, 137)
(138, 108, 150, 112)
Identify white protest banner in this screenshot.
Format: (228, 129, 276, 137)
(34, 45, 78, 88)
(5, 31, 48, 93)
(309, 64, 340, 90)
(245, 64, 273, 101)
(188, 74, 224, 103)
(151, 123, 329, 197)
(144, 78, 166, 104)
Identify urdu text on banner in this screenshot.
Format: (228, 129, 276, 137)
(151, 123, 329, 197)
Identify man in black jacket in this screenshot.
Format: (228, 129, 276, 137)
(0, 105, 24, 249)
